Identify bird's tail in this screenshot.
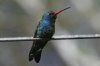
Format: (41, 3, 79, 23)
(29, 45, 42, 63)
(34, 50, 42, 63)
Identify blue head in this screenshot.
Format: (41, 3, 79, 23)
(42, 7, 70, 22)
(42, 11, 57, 22)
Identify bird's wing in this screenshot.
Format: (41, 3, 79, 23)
(34, 20, 41, 38)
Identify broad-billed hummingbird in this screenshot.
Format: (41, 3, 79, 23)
(29, 7, 70, 63)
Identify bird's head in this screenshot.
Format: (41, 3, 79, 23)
(42, 7, 70, 20)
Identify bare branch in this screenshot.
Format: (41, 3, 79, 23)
(0, 34, 100, 42)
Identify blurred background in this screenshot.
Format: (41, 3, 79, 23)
(0, 0, 100, 66)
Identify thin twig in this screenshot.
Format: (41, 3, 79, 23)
(0, 34, 100, 42)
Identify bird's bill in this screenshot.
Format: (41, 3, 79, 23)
(54, 7, 70, 15)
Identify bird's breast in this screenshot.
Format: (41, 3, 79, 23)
(37, 24, 55, 37)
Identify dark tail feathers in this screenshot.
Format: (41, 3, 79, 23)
(29, 49, 42, 63)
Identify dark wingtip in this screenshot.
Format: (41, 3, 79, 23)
(29, 55, 40, 63)
(35, 60, 40, 63)
(29, 57, 33, 62)
(29, 58, 39, 63)
(29, 52, 34, 62)
(29, 51, 41, 63)
(34, 50, 42, 63)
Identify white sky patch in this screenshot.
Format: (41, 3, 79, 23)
(16, 0, 45, 15)
(71, 0, 93, 13)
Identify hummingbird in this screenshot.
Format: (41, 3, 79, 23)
(29, 7, 70, 63)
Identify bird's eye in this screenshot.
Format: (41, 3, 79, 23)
(49, 13, 53, 16)
(49, 13, 51, 15)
